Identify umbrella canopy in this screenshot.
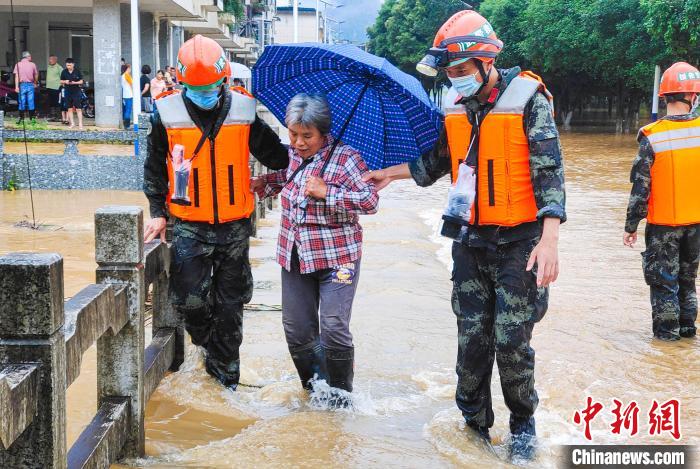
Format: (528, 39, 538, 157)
(230, 62, 252, 79)
(252, 43, 442, 170)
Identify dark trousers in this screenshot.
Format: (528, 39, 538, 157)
(451, 238, 548, 429)
(281, 249, 360, 351)
(643, 223, 700, 338)
(169, 234, 253, 365)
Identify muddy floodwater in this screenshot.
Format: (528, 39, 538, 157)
(1, 132, 698, 468)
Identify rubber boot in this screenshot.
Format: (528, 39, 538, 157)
(510, 415, 536, 463)
(204, 354, 240, 390)
(289, 340, 328, 391)
(325, 347, 354, 408)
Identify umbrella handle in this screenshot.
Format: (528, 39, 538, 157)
(320, 80, 372, 176)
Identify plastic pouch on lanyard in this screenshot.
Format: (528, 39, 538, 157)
(440, 162, 476, 240)
(171, 143, 192, 204)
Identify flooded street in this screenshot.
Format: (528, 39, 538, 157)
(1, 132, 699, 468)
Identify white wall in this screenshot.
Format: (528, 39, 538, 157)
(275, 12, 322, 44)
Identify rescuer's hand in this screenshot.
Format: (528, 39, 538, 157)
(305, 176, 328, 199)
(362, 169, 392, 191)
(144, 217, 167, 243)
(623, 231, 637, 248)
(527, 218, 560, 287)
(250, 177, 265, 196)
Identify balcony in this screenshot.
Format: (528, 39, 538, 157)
(203, 0, 224, 12)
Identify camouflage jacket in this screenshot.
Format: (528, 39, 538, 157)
(409, 67, 566, 247)
(625, 112, 698, 233)
(144, 93, 289, 242)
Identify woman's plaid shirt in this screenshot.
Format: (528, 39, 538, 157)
(259, 136, 379, 273)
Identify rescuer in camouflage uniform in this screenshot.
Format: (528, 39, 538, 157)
(143, 36, 288, 389)
(624, 62, 700, 341)
(364, 10, 565, 462)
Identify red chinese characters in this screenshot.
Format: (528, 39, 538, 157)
(573, 396, 604, 441)
(573, 398, 681, 441)
(648, 399, 681, 440)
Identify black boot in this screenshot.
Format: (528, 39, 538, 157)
(289, 340, 328, 391)
(204, 354, 240, 390)
(465, 419, 491, 444)
(325, 347, 354, 408)
(510, 415, 536, 463)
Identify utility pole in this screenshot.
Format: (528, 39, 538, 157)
(293, 0, 299, 43)
(651, 65, 661, 122)
(130, 0, 141, 146)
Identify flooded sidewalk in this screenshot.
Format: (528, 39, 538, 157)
(1, 133, 699, 468)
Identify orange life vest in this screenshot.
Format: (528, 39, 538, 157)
(155, 89, 256, 224)
(640, 116, 700, 226)
(444, 71, 551, 227)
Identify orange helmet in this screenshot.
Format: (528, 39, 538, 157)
(417, 10, 502, 77)
(659, 62, 700, 96)
(176, 35, 230, 90)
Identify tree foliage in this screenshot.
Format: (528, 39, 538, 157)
(367, 0, 700, 129)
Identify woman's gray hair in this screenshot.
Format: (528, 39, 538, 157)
(285, 93, 332, 135)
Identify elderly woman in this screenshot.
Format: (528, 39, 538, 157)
(251, 93, 378, 401)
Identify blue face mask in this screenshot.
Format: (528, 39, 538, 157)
(449, 73, 482, 98)
(186, 88, 220, 110)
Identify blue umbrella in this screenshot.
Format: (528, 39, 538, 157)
(252, 43, 442, 170)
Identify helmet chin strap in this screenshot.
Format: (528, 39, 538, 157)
(475, 60, 491, 97)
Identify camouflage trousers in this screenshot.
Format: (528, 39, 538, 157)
(642, 223, 700, 339)
(451, 237, 548, 429)
(169, 226, 253, 381)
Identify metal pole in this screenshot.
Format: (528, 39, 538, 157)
(131, 0, 141, 151)
(293, 0, 299, 43)
(651, 64, 661, 122)
(154, 13, 160, 71)
(316, 0, 320, 42)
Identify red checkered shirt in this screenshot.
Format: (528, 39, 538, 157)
(259, 135, 379, 273)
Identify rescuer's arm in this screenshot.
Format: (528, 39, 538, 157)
(526, 92, 567, 224)
(624, 136, 654, 243)
(143, 111, 169, 220)
(525, 92, 566, 287)
(249, 116, 290, 170)
(362, 125, 451, 190)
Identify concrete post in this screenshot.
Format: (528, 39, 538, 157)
(28, 14, 49, 76)
(152, 264, 185, 371)
(93, 0, 122, 128)
(0, 253, 67, 469)
(0, 14, 8, 68)
(94, 206, 145, 458)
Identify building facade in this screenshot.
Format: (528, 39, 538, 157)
(0, 0, 265, 128)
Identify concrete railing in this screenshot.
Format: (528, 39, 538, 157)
(0, 206, 184, 468)
(0, 111, 146, 191)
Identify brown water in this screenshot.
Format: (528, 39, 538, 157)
(3, 141, 134, 156)
(1, 133, 699, 468)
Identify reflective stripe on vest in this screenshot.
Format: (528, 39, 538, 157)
(445, 73, 545, 227)
(640, 116, 700, 226)
(155, 91, 257, 224)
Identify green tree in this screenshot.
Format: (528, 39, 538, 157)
(641, 0, 700, 61)
(367, 0, 473, 73)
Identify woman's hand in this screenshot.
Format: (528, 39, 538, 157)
(305, 176, 328, 199)
(250, 177, 265, 196)
(623, 231, 637, 247)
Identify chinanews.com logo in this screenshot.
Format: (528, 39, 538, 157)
(563, 396, 694, 468)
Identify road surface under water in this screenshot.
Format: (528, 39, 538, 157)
(1, 132, 698, 468)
